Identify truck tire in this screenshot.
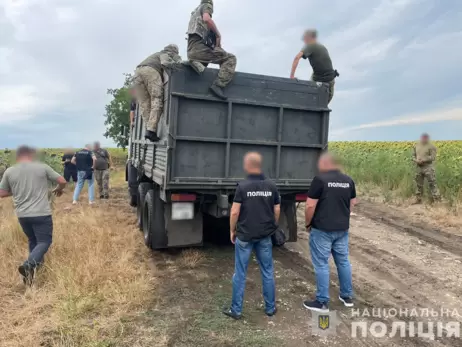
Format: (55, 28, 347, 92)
(142, 188, 167, 249)
(137, 182, 152, 231)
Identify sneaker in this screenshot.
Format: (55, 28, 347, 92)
(100, 195, 104, 199)
(89, 201, 95, 205)
(18, 263, 35, 286)
(104, 195, 109, 199)
(72, 200, 78, 205)
(266, 307, 277, 317)
(303, 300, 329, 313)
(222, 307, 241, 320)
(339, 296, 354, 307)
(412, 198, 422, 205)
(210, 84, 227, 100)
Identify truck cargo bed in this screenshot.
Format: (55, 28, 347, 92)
(130, 67, 330, 192)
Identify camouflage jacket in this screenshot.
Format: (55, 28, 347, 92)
(412, 142, 437, 167)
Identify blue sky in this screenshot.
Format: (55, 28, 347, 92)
(0, 0, 461, 148)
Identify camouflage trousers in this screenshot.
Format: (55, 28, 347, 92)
(187, 35, 237, 88)
(415, 165, 440, 199)
(95, 169, 110, 197)
(312, 75, 335, 104)
(133, 66, 163, 132)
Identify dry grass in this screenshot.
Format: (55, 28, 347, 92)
(179, 249, 205, 269)
(0, 171, 154, 347)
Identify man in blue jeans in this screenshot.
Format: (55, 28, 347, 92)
(304, 152, 357, 312)
(71, 144, 96, 205)
(0, 146, 66, 285)
(223, 152, 280, 319)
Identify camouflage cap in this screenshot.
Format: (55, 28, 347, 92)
(163, 44, 179, 55)
(201, 0, 213, 4)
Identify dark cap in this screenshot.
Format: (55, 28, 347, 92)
(421, 132, 430, 137)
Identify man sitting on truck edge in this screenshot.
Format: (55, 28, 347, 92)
(223, 152, 279, 319)
(290, 29, 339, 104)
(133, 44, 182, 142)
(186, 0, 237, 100)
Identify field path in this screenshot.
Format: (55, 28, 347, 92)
(122, 196, 462, 346)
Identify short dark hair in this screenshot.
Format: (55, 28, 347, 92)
(304, 29, 318, 39)
(16, 145, 36, 158)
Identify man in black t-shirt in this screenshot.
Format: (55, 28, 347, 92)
(71, 144, 96, 205)
(223, 152, 280, 320)
(303, 152, 357, 313)
(62, 148, 77, 183)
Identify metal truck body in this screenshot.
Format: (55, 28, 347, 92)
(127, 67, 330, 249)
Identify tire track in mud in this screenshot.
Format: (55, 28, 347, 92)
(355, 203, 462, 256)
(275, 247, 459, 347)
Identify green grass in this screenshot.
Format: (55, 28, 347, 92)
(330, 141, 462, 204)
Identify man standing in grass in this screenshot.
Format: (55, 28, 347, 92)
(93, 142, 113, 199)
(0, 145, 66, 285)
(412, 133, 441, 203)
(72, 144, 96, 205)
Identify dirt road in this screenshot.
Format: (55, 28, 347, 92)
(132, 198, 461, 347)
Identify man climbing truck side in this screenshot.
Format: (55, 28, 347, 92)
(133, 44, 182, 142)
(127, 65, 331, 250)
(291, 29, 338, 104)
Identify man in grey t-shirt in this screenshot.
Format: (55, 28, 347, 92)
(0, 146, 66, 285)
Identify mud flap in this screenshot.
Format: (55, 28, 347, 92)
(279, 201, 298, 242)
(165, 204, 203, 247)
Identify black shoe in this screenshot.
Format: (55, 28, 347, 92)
(100, 195, 104, 199)
(18, 263, 35, 286)
(210, 84, 227, 100)
(222, 307, 241, 320)
(104, 195, 109, 199)
(144, 130, 160, 142)
(303, 299, 329, 313)
(266, 307, 277, 317)
(339, 296, 354, 307)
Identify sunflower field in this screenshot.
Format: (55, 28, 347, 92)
(330, 141, 462, 204)
(1, 142, 461, 203)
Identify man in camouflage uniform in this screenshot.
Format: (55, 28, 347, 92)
(412, 133, 441, 203)
(93, 142, 113, 199)
(187, 0, 237, 100)
(290, 29, 338, 104)
(133, 44, 182, 142)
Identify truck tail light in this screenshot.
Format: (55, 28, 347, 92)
(295, 193, 308, 202)
(171, 194, 196, 202)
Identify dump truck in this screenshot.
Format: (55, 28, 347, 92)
(126, 67, 330, 249)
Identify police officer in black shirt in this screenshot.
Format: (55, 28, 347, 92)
(223, 152, 280, 320)
(71, 144, 96, 205)
(62, 148, 77, 183)
(303, 152, 357, 313)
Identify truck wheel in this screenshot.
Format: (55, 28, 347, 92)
(143, 188, 168, 249)
(137, 182, 152, 231)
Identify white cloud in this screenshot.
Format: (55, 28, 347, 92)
(331, 106, 462, 136)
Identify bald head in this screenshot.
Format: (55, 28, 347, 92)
(243, 152, 263, 174)
(318, 152, 340, 172)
